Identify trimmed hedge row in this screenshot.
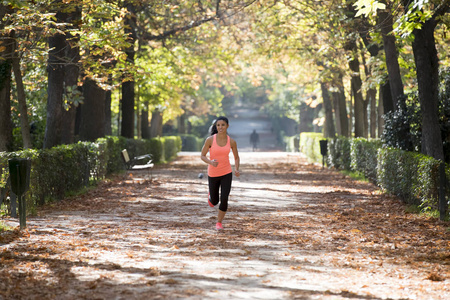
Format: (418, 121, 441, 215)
(299, 132, 323, 163)
(161, 136, 182, 161)
(284, 135, 300, 152)
(350, 138, 383, 183)
(0, 135, 181, 215)
(299, 133, 449, 213)
(377, 148, 449, 209)
(179, 134, 204, 151)
(328, 136, 351, 170)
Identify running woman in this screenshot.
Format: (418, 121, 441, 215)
(200, 116, 240, 230)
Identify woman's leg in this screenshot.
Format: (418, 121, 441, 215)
(218, 172, 233, 217)
(218, 210, 226, 223)
(208, 176, 221, 206)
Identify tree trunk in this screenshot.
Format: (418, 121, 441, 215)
(378, 9, 404, 109)
(61, 45, 80, 144)
(332, 74, 349, 137)
(120, 3, 137, 139)
(61, 5, 81, 144)
(0, 42, 13, 151)
(74, 103, 82, 137)
(363, 92, 369, 138)
(0, 64, 12, 152)
(368, 88, 377, 138)
(359, 23, 381, 139)
(299, 102, 314, 133)
(150, 109, 163, 138)
(121, 80, 135, 138)
(346, 40, 365, 137)
(105, 87, 112, 136)
(377, 85, 385, 138)
(412, 19, 444, 160)
(178, 112, 187, 134)
(79, 79, 106, 142)
(321, 82, 335, 138)
(349, 92, 354, 136)
(141, 101, 150, 139)
(0, 5, 13, 152)
(313, 104, 322, 133)
(44, 31, 66, 149)
(381, 80, 394, 114)
(11, 36, 32, 149)
(136, 86, 141, 139)
(332, 92, 341, 136)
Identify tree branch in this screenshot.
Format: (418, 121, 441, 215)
(141, 15, 217, 41)
(433, 0, 450, 19)
(140, 0, 259, 42)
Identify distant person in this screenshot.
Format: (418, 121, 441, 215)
(200, 116, 240, 230)
(250, 129, 260, 152)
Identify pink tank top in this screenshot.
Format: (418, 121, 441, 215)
(208, 134, 232, 177)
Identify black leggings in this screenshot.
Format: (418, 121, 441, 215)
(208, 172, 232, 212)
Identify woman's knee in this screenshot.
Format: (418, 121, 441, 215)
(219, 202, 228, 211)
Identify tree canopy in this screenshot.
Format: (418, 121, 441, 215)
(1, 0, 449, 160)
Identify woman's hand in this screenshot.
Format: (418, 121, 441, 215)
(210, 159, 219, 167)
(235, 170, 240, 177)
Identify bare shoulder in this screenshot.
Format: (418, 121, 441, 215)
(230, 137, 238, 147)
(204, 136, 213, 145)
(201, 136, 213, 155)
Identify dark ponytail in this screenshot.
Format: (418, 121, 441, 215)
(210, 116, 229, 136)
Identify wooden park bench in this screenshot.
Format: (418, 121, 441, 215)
(121, 149, 154, 179)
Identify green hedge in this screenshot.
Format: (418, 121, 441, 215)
(299, 132, 323, 163)
(0, 135, 181, 216)
(328, 136, 351, 170)
(284, 135, 300, 152)
(377, 148, 449, 210)
(147, 138, 163, 163)
(302, 133, 449, 214)
(160, 136, 182, 162)
(350, 138, 383, 183)
(328, 136, 384, 182)
(179, 134, 204, 151)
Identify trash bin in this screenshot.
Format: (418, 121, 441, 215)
(319, 140, 328, 156)
(8, 158, 31, 229)
(9, 158, 31, 196)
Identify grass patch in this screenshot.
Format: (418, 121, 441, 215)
(0, 203, 7, 217)
(65, 186, 90, 198)
(0, 220, 14, 232)
(405, 205, 422, 214)
(419, 209, 441, 219)
(339, 170, 369, 182)
(338, 172, 449, 221)
(405, 205, 449, 221)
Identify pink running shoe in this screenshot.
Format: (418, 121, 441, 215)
(216, 222, 223, 230)
(208, 194, 214, 207)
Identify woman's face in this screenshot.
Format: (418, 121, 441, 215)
(216, 120, 228, 133)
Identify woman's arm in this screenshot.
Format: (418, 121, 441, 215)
(200, 137, 218, 167)
(231, 138, 240, 177)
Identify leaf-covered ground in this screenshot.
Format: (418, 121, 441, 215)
(1, 152, 449, 299)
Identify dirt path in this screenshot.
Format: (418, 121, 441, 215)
(1, 152, 449, 300)
(226, 106, 280, 151)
